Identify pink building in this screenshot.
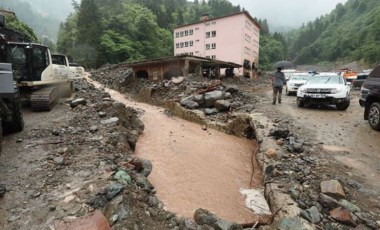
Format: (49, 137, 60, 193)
(173, 11, 260, 77)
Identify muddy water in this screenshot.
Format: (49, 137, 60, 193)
(87, 78, 262, 223)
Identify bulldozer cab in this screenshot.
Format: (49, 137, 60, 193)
(0, 42, 49, 82)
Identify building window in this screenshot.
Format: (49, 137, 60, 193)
(211, 55, 216, 59)
(180, 31, 184, 37)
(195, 39, 200, 42)
(195, 27, 199, 30)
(195, 51, 200, 53)
(189, 29, 193, 35)
(206, 44, 210, 50)
(190, 41, 193, 46)
(206, 32, 210, 38)
(206, 56, 210, 59)
(211, 21, 216, 25)
(176, 43, 179, 48)
(211, 31, 216, 37)
(190, 52, 194, 55)
(176, 32, 179, 38)
(245, 34, 251, 43)
(185, 30, 189, 36)
(211, 43, 216, 49)
(185, 42, 189, 47)
(206, 22, 210, 26)
(180, 42, 184, 48)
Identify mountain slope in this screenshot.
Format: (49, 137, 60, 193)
(288, 0, 380, 65)
(0, 0, 73, 41)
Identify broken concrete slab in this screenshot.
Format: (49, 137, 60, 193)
(265, 183, 302, 220)
(240, 188, 272, 225)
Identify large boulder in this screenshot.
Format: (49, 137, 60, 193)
(180, 98, 199, 110)
(205, 91, 224, 107)
(214, 100, 231, 111)
(225, 85, 239, 94)
(193, 94, 205, 106)
(194, 209, 218, 226)
(204, 108, 218, 116)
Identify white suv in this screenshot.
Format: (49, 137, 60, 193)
(297, 73, 351, 110)
(286, 73, 311, 95)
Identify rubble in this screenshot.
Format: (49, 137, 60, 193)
(320, 180, 346, 199)
(1, 64, 377, 230)
(330, 207, 358, 227)
(193, 208, 242, 230)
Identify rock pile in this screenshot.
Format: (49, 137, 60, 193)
(90, 66, 259, 123)
(263, 121, 379, 229)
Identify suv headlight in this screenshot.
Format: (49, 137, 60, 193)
(331, 88, 342, 94)
(300, 88, 307, 93)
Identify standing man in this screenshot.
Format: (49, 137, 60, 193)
(272, 66, 285, 105)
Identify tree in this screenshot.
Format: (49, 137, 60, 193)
(76, 0, 102, 67)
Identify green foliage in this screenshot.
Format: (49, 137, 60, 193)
(259, 35, 287, 70)
(57, 0, 241, 67)
(2, 13, 38, 42)
(0, 0, 61, 41)
(288, 0, 380, 65)
(57, 0, 175, 67)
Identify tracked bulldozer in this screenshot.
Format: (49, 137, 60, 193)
(0, 12, 74, 111)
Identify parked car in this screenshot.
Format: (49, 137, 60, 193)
(283, 69, 297, 84)
(286, 73, 311, 95)
(359, 66, 380, 130)
(352, 71, 371, 89)
(297, 73, 351, 110)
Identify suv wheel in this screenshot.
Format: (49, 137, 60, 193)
(297, 97, 305, 107)
(368, 102, 380, 130)
(336, 98, 350, 111)
(286, 88, 290, 96)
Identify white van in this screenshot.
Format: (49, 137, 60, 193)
(283, 69, 297, 83)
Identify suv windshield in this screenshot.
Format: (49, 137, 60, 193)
(290, 75, 310, 81)
(307, 75, 342, 84)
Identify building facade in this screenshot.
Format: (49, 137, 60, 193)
(173, 11, 260, 77)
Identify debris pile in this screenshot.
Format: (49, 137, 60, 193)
(90, 65, 259, 123)
(261, 121, 379, 229)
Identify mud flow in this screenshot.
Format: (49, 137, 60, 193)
(87, 78, 263, 223)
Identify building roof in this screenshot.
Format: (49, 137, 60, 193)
(174, 11, 261, 30)
(0, 9, 16, 17)
(123, 55, 242, 69)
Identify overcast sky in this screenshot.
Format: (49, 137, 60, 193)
(229, 0, 348, 28)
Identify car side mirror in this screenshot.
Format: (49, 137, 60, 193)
(346, 82, 352, 86)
